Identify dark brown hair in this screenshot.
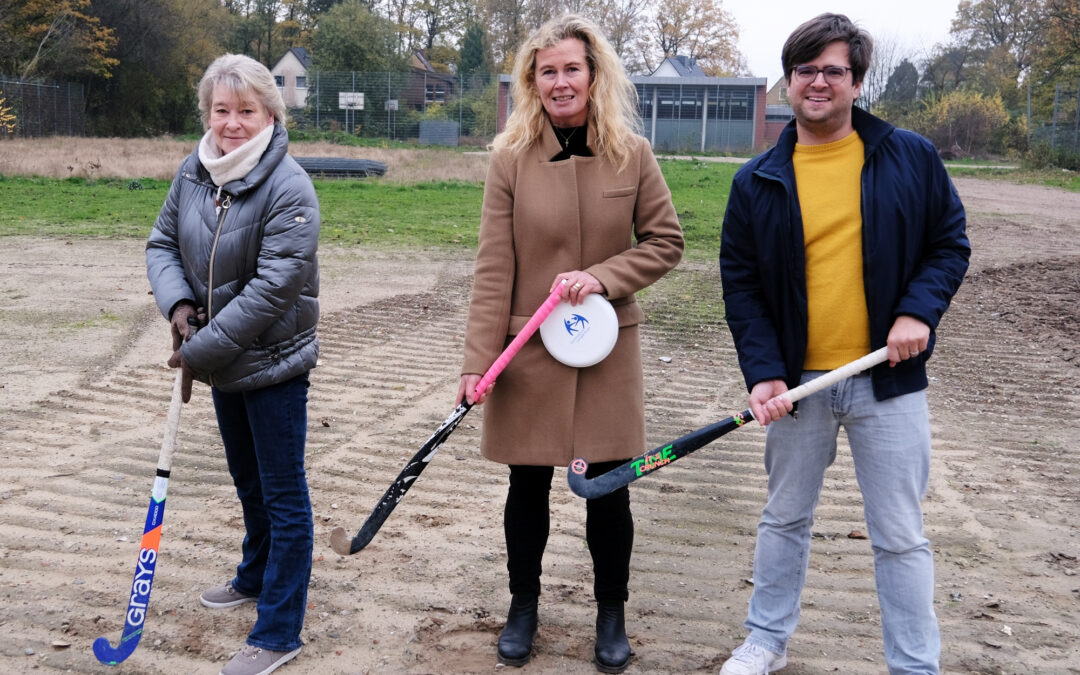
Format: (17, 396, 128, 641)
(781, 13, 873, 85)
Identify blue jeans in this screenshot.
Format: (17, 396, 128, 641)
(744, 372, 940, 674)
(212, 373, 313, 652)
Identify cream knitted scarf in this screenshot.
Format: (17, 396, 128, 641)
(197, 123, 275, 188)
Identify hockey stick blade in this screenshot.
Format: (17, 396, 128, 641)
(330, 284, 568, 556)
(94, 367, 186, 664)
(567, 347, 889, 498)
(330, 401, 472, 555)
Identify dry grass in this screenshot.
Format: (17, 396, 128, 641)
(0, 136, 490, 183)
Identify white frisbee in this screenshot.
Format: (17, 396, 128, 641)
(539, 293, 619, 367)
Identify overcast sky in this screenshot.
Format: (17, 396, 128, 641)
(723, 0, 962, 85)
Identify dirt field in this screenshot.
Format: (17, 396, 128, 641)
(1, 176, 1078, 674)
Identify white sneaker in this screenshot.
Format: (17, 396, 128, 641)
(719, 641, 787, 675)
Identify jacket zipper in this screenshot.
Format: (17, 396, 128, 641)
(206, 192, 232, 387)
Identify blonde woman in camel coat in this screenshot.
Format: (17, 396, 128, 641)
(455, 14, 683, 674)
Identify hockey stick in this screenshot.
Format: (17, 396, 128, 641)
(330, 283, 568, 555)
(566, 347, 889, 499)
(93, 366, 187, 665)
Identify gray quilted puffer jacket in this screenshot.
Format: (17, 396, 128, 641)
(146, 123, 319, 392)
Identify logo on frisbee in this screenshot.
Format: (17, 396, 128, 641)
(563, 314, 591, 342)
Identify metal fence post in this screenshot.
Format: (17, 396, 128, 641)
(1074, 80, 1079, 154)
(1026, 79, 1031, 144)
(1051, 83, 1060, 149)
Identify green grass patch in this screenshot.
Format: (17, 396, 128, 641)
(0, 160, 738, 255)
(316, 179, 483, 246)
(659, 159, 737, 258)
(0, 176, 172, 237)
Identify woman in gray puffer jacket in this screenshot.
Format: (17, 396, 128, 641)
(145, 53, 318, 675)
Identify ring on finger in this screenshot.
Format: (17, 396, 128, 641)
(572, 282, 583, 289)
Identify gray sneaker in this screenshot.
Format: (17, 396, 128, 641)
(200, 583, 257, 609)
(219, 644, 300, 675)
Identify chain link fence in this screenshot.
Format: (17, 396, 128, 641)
(1029, 82, 1080, 165)
(287, 71, 500, 146)
(0, 76, 86, 138)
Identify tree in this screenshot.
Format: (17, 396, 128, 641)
(876, 59, 922, 124)
(883, 59, 920, 103)
(85, 0, 230, 135)
(476, 0, 529, 71)
(1028, 0, 1080, 81)
(921, 40, 981, 94)
(647, 0, 742, 76)
(379, 0, 421, 57)
(1, 0, 118, 80)
(951, 0, 1044, 78)
(587, 0, 650, 73)
(859, 33, 909, 112)
(310, 0, 408, 72)
(0, 92, 16, 134)
(913, 89, 1010, 155)
(415, 0, 466, 51)
(459, 21, 494, 81)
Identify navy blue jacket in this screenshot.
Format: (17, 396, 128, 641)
(719, 106, 970, 400)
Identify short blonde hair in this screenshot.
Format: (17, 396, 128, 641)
(494, 14, 641, 171)
(197, 54, 287, 129)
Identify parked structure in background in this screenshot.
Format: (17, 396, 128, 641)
(271, 47, 312, 109)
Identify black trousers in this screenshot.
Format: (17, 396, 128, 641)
(504, 461, 633, 603)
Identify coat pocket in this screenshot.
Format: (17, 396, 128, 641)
(602, 186, 637, 199)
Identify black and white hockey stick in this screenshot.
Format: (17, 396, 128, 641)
(330, 284, 567, 555)
(566, 347, 889, 499)
(93, 367, 186, 664)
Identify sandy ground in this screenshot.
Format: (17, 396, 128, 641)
(1, 177, 1079, 674)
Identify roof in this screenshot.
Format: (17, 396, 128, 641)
(289, 46, 312, 70)
(632, 75, 766, 87)
(650, 55, 707, 77)
(412, 51, 434, 72)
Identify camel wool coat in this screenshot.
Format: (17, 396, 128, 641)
(462, 124, 683, 466)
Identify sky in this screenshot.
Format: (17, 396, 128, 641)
(722, 0, 962, 85)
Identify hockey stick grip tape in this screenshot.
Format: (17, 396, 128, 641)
(473, 282, 567, 398)
(777, 347, 889, 407)
(157, 322, 196, 473)
(157, 368, 185, 474)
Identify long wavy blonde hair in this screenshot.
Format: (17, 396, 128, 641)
(493, 14, 641, 172)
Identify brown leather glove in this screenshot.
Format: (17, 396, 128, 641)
(168, 306, 204, 403)
(170, 303, 198, 350)
(167, 347, 197, 403)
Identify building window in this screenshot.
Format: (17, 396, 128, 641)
(779, 86, 787, 102)
(709, 88, 753, 121)
(425, 84, 447, 104)
(295, 76, 307, 89)
(274, 75, 284, 88)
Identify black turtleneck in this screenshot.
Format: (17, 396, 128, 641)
(550, 123, 592, 161)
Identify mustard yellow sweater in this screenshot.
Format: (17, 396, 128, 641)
(793, 132, 870, 370)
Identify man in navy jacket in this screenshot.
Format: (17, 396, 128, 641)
(718, 13, 969, 675)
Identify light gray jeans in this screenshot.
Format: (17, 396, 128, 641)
(743, 372, 940, 674)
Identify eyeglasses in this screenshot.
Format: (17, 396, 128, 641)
(792, 65, 852, 84)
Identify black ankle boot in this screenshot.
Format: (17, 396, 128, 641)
(497, 595, 538, 666)
(594, 601, 631, 673)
